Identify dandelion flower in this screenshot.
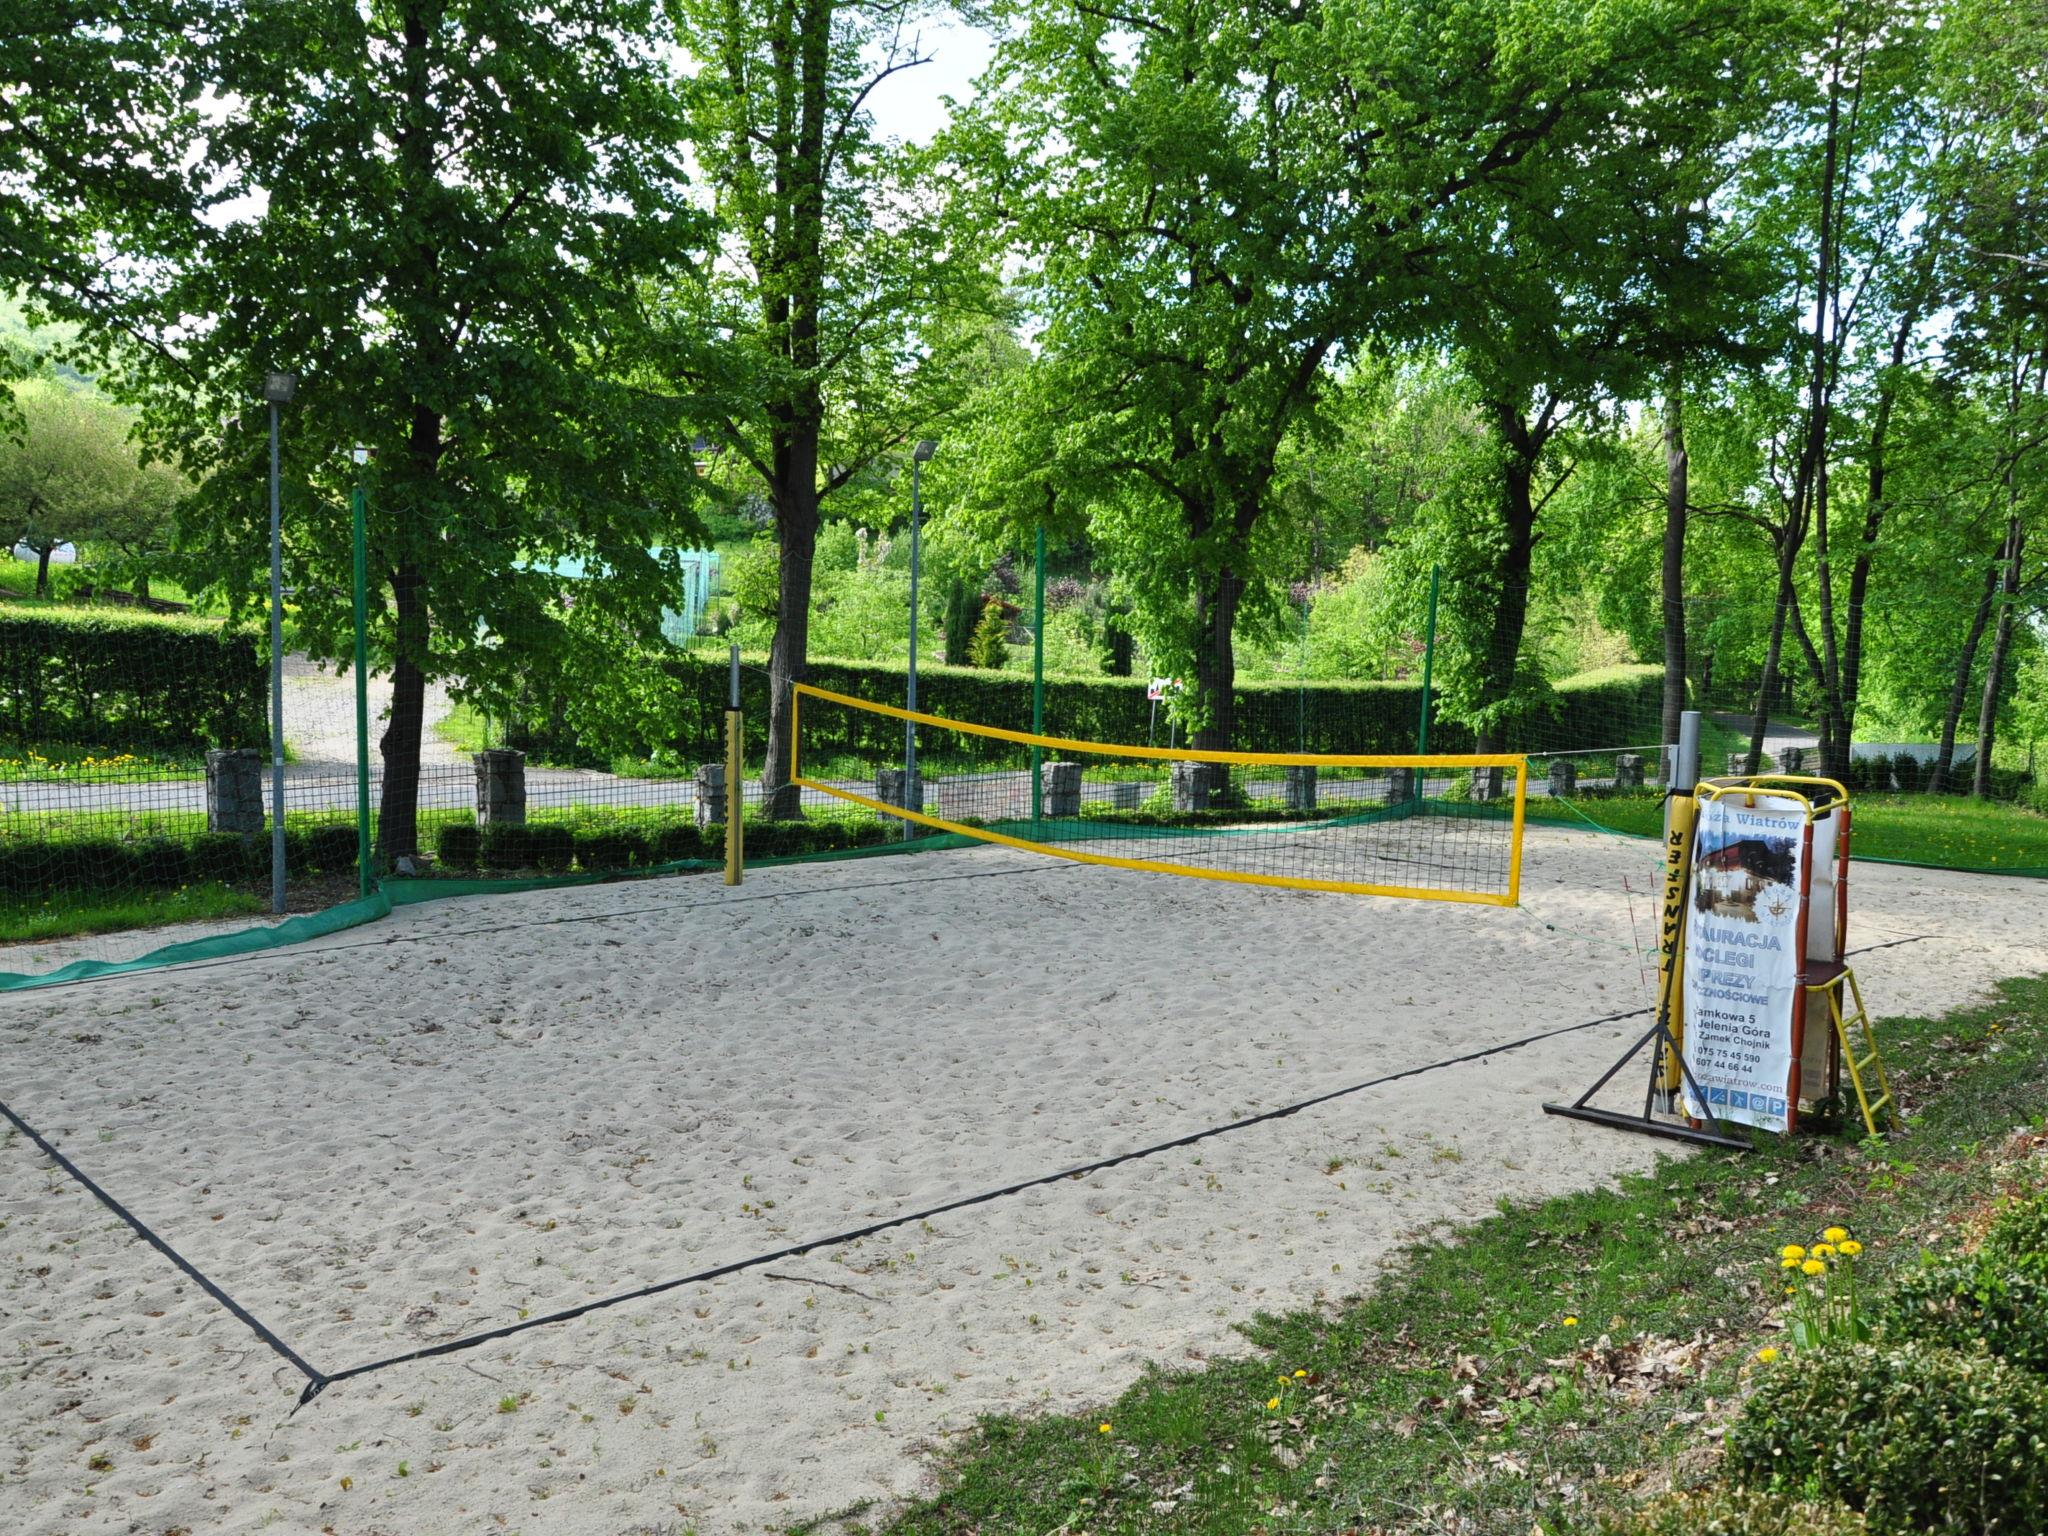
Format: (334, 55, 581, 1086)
(1562, 1316, 1578, 1327)
(1756, 1347, 1779, 1364)
(1838, 1239, 1862, 1256)
(1098, 1423, 1112, 1435)
(1823, 1227, 1848, 1244)
(1781, 1257, 1801, 1269)
(1780, 1245, 1806, 1262)
(1812, 1243, 1836, 1258)
(1801, 1258, 1826, 1277)
(1266, 1396, 1280, 1411)
(1293, 1370, 1307, 1378)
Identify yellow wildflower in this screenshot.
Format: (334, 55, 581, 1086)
(1562, 1316, 1578, 1327)
(1823, 1227, 1848, 1244)
(1756, 1347, 1779, 1364)
(1801, 1258, 1826, 1277)
(1781, 1257, 1801, 1269)
(1292, 1370, 1307, 1378)
(1812, 1243, 1837, 1258)
(1098, 1423, 1112, 1435)
(1266, 1396, 1280, 1411)
(1838, 1239, 1862, 1256)
(1780, 1245, 1806, 1262)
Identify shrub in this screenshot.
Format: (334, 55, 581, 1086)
(132, 836, 193, 887)
(1882, 1260, 2048, 1374)
(1597, 1487, 1869, 1535)
(436, 822, 482, 868)
(192, 832, 261, 883)
(1981, 1187, 2048, 1276)
(575, 829, 630, 871)
(0, 606, 265, 752)
(478, 823, 538, 870)
(307, 824, 359, 875)
(652, 823, 710, 864)
(529, 823, 576, 872)
(1728, 1340, 2048, 1533)
(966, 595, 1010, 670)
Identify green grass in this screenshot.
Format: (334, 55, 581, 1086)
(0, 741, 206, 783)
(1532, 790, 2048, 874)
(854, 976, 2048, 1536)
(0, 555, 200, 608)
(0, 882, 265, 944)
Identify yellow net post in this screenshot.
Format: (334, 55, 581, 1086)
(724, 643, 743, 886)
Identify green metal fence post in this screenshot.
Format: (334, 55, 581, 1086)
(1417, 563, 1440, 756)
(351, 457, 372, 899)
(1031, 525, 1046, 835)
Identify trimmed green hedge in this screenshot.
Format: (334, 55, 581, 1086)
(430, 810, 906, 873)
(600, 655, 1668, 767)
(0, 605, 266, 751)
(0, 824, 360, 902)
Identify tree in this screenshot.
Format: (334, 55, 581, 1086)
(132, 0, 710, 864)
(0, 2, 208, 398)
(961, 0, 1644, 766)
(659, 0, 992, 815)
(0, 380, 132, 594)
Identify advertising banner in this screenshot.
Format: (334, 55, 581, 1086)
(1680, 793, 1807, 1131)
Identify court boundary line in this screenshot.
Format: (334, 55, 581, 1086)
(0, 934, 1932, 1408)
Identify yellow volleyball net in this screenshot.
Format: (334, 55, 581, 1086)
(789, 683, 1528, 906)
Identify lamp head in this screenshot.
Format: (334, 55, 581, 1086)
(913, 439, 937, 463)
(261, 371, 297, 404)
(351, 445, 369, 466)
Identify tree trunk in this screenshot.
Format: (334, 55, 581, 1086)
(133, 572, 150, 601)
(1475, 436, 1538, 757)
(35, 544, 53, 596)
(1971, 517, 2025, 799)
(1929, 558, 1999, 794)
(760, 431, 821, 818)
(1184, 563, 1242, 805)
(1660, 372, 1688, 766)
(1746, 546, 1798, 776)
(378, 560, 429, 865)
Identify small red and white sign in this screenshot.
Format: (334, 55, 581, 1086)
(1147, 677, 1182, 702)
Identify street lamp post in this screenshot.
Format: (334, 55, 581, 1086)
(262, 370, 296, 915)
(906, 439, 936, 839)
(351, 445, 372, 899)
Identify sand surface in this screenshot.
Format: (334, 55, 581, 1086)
(4, 825, 2045, 1535)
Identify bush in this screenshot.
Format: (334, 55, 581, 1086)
(1728, 1340, 2048, 1533)
(1981, 1187, 2048, 1276)
(478, 823, 538, 870)
(575, 829, 631, 871)
(1882, 1259, 2048, 1374)
(436, 822, 481, 868)
(1597, 1487, 1869, 1535)
(652, 823, 710, 864)
(530, 823, 576, 872)
(966, 595, 1010, 670)
(192, 832, 261, 883)
(307, 823, 359, 875)
(0, 605, 265, 752)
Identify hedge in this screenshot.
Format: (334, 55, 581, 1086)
(0, 605, 266, 752)
(533, 654, 1668, 768)
(0, 824, 360, 902)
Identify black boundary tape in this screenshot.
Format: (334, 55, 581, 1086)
(6, 933, 1934, 1408)
(0, 1096, 327, 1394)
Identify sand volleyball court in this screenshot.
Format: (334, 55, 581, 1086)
(5, 825, 2047, 1534)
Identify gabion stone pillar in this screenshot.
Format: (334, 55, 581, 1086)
(1040, 761, 1081, 818)
(1108, 780, 1143, 811)
(474, 748, 527, 825)
(1170, 760, 1218, 812)
(1546, 759, 1577, 798)
(206, 748, 265, 836)
(695, 762, 726, 830)
(1470, 765, 1504, 802)
(1614, 752, 1646, 790)
(876, 768, 923, 814)
(1386, 767, 1417, 803)
(1283, 765, 1318, 811)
